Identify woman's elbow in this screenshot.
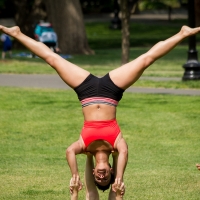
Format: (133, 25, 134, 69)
(66, 146, 73, 158)
(120, 148, 128, 157)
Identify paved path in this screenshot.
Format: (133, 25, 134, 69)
(1, 74, 200, 96)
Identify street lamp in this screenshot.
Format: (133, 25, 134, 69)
(182, 0, 200, 80)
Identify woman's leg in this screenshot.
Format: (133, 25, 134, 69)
(109, 26, 200, 90)
(0, 25, 89, 88)
(84, 155, 99, 200)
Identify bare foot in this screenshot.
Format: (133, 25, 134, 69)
(196, 164, 200, 170)
(0, 25, 21, 38)
(180, 25, 200, 38)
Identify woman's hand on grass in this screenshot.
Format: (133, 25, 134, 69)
(69, 174, 83, 195)
(112, 178, 125, 198)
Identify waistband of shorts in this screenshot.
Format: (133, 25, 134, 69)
(83, 119, 117, 127)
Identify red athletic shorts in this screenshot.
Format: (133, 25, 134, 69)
(81, 119, 121, 149)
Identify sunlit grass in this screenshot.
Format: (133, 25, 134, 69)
(0, 87, 200, 199)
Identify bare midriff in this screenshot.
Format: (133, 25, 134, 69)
(82, 104, 116, 121)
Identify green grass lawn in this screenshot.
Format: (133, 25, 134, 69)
(0, 87, 200, 199)
(0, 46, 194, 77)
(85, 20, 192, 49)
(1, 45, 200, 89)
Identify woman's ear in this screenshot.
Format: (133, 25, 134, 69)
(110, 167, 114, 174)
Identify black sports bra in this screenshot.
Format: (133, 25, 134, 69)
(74, 73, 124, 107)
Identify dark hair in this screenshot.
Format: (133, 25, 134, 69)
(94, 172, 115, 192)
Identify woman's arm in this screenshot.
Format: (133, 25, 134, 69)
(109, 138, 128, 199)
(115, 138, 128, 180)
(84, 153, 99, 200)
(66, 140, 83, 176)
(66, 140, 84, 194)
(109, 152, 125, 200)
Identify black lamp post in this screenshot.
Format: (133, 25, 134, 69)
(182, 0, 200, 80)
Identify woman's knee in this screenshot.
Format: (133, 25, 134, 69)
(44, 53, 59, 69)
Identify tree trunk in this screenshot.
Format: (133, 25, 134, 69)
(31, 0, 47, 26)
(44, 0, 93, 55)
(13, 0, 46, 48)
(195, 0, 200, 26)
(120, 0, 130, 65)
(13, 0, 46, 38)
(13, 0, 34, 40)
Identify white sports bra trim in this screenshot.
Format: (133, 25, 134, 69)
(81, 97, 118, 107)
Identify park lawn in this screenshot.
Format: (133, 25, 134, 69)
(85, 20, 196, 49)
(0, 87, 200, 199)
(1, 46, 200, 89)
(0, 46, 193, 77)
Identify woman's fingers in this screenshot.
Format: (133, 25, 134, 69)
(112, 178, 125, 197)
(69, 175, 83, 194)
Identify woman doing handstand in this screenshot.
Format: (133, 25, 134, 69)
(0, 25, 199, 200)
